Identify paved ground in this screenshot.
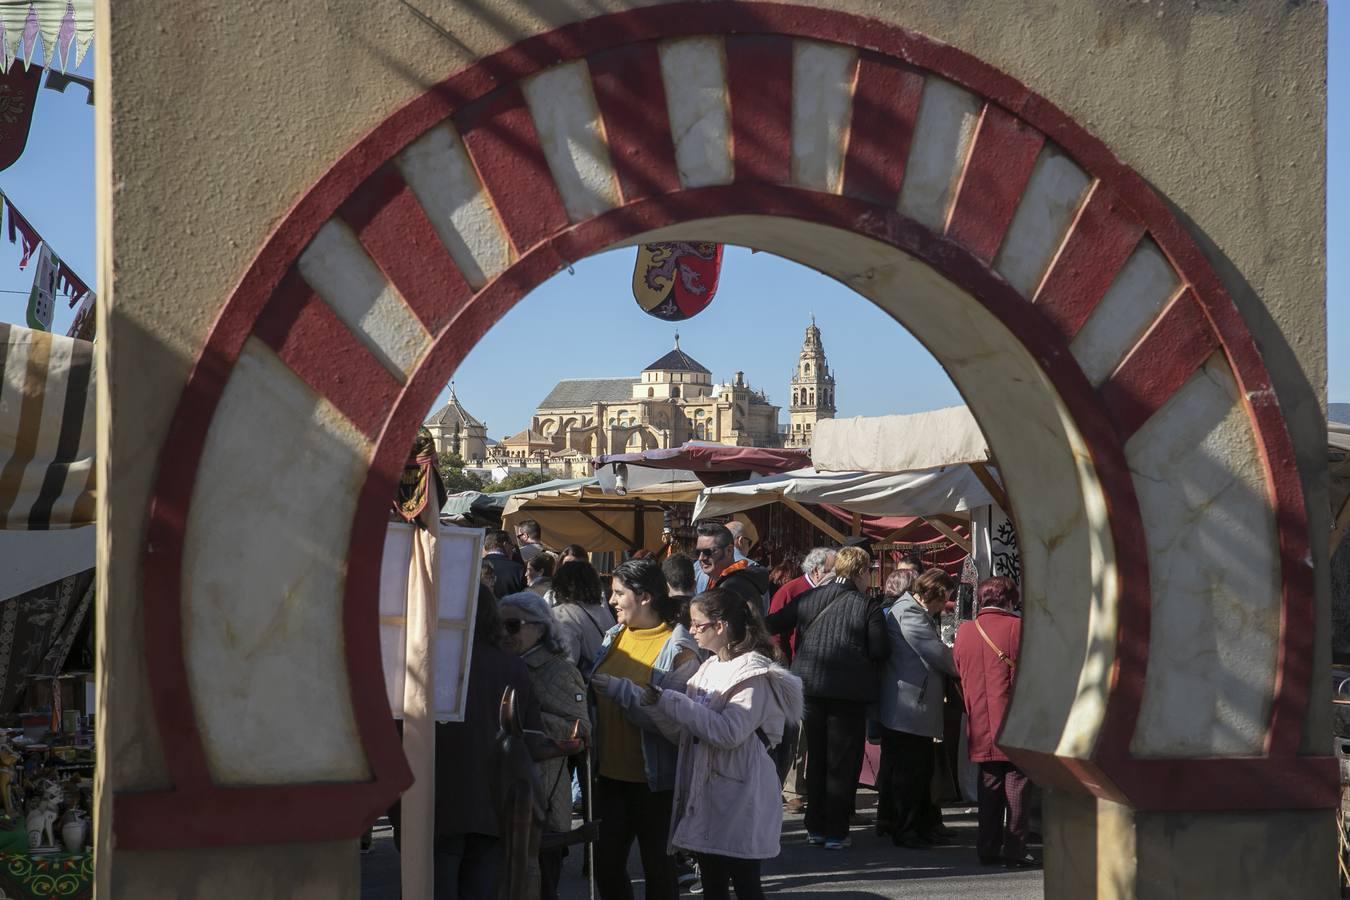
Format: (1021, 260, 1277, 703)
(361, 789, 1044, 898)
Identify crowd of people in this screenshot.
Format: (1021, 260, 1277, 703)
(424, 518, 1033, 898)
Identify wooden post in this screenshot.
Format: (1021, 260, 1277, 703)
(782, 498, 847, 544)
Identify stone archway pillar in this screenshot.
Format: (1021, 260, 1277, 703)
(99, 2, 1330, 897)
(1045, 793, 1334, 899)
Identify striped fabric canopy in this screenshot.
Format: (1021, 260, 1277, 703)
(0, 323, 93, 528)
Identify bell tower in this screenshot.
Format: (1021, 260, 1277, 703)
(786, 316, 836, 448)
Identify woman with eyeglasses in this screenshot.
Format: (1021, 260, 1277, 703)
(587, 557, 700, 900)
(497, 592, 590, 900)
(642, 588, 803, 899)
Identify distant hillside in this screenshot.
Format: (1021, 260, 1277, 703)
(1332, 403, 1350, 426)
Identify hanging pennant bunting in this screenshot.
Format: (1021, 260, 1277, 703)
(3, 193, 40, 267)
(0, 1, 93, 74)
(631, 241, 723, 322)
(0, 60, 41, 171)
(54, 258, 88, 303)
(65, 288, 93, 339)
(43, 67, 92, 104)
(25, 242, 57, 331)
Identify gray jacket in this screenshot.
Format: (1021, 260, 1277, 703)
(878, 595, 957, 737)
(587, 622, 700, 792)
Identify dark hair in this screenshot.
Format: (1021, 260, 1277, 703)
(473, 584, 501, 646)
(561, 543, 587, 561)
(978, 576, 1019, 610)
(768, 555, 799, 589)
(695, 522, 733, 550)
(612, 557, 680, 624)
(517, 518, 541, 540)
(896, 549, 923, 570)
(552, 560, 603, 606)
(527, 550, 556, 579)
(914, 568, 956, 604)
(487, 529, 513, 551)
(662, 553, 696, 595)
(691, 588, 780, 660)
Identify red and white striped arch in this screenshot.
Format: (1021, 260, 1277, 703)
(114, 2, 1334, 850)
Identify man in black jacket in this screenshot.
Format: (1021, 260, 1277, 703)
(765, 545, 888, 849)
(482, 529, 525, 598)
(696, 522, 771, 613)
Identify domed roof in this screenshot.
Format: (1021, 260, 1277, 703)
(426, 384, 483, 428)
(643, 335, 710, 374)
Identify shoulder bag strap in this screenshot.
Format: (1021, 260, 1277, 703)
(974, 618, 1015, 669)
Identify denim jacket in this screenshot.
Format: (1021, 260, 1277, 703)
(586, 622, 700, 792)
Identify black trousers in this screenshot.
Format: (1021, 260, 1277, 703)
(593, 777, 678, 900)
(695, 854, 764, 900)
(802, 696, 867, 840)
(978, 761, 1030, 860)
(876, 728, 938, 838)
(539, 847, 564, 900)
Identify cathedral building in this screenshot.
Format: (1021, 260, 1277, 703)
(493, 337, 783, 473)
(785, 317, 837, 448)
(428, 322, 837, 478)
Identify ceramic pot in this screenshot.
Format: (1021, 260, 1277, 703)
(60, 815, 86, 853)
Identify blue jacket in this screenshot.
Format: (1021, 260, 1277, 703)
(587, 622, 700, 792)
(878, 595, 957, 737)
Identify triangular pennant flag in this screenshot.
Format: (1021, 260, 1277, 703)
(25, 243, 57, 331)
(20, 6, 40, 70)
(55, 3, 75, 73)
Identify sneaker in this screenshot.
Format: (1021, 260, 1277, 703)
(823, 837, 852, 850)
(806, 832, 826, 846)
(1004, 853, 1040, 869)
(676, 859, 699, 886)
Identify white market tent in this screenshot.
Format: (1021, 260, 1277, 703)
(811, 405, 989, 474)
(693, 465, 994, 522)
(695, 405, 1009, 567)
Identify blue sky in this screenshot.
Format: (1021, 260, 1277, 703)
(1, 19, 1345, 440)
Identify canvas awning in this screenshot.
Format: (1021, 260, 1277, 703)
(694, 465, 994, 524)
(812, 406, 989, 473)
(439, 477, 597, 522)
(593, 442, 811, 485)
(501, 481, 703, 553)
(0, 323, 95, 530)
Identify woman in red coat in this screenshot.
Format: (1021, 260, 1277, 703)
(952, 577, 1035, 868)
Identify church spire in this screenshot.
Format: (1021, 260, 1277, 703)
(786, 317, 835, 448)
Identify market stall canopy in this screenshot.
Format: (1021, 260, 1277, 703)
(694, 465, 994, 523)
(0, 324, 94, 530)
(439, 477, 596, 523)
(502, 481, 703, 553)
(812, 406, 989, 473)
(593, 442, 811, 485)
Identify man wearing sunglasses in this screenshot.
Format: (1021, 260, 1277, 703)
(515, 518, 546, 564)
(695, 522, 771, 614)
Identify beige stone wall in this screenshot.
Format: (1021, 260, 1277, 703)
(99, 0, 1327, 895)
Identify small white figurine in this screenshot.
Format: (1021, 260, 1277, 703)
(26, 780, 60, 850)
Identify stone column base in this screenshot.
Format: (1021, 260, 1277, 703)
(1044, 791, 1337, 899)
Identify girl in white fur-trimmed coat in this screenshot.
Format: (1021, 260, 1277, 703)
(639, 587, 804, 900)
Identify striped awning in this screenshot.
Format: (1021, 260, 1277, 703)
(0, 323, 93, 528)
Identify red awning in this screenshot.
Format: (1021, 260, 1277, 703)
(592, 443, 812, 485)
